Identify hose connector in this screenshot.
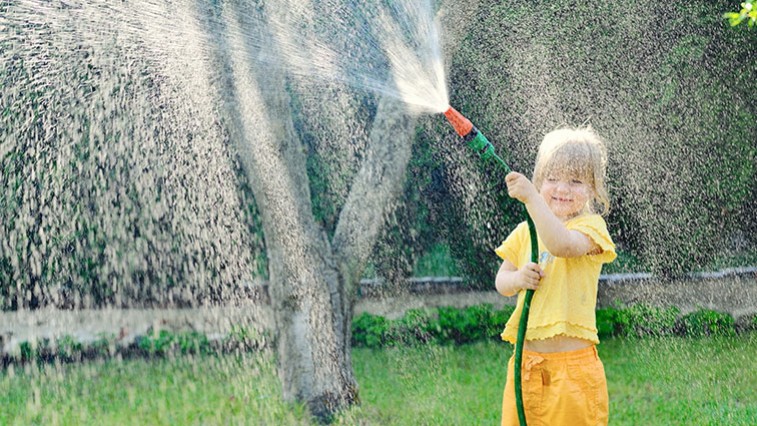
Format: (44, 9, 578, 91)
(443, 106, 508, 171)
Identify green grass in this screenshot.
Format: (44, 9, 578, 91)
(0, 351, 309, 425)
(605, 336, 757, 425)
(348, 342, 507, 424)
(2, 336, 756, 425)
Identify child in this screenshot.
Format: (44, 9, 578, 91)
(495, 126, 616, 426)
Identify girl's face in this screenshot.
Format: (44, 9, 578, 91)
(539, 172, 593, 221)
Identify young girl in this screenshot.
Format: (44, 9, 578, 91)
(495, 127, 616, 426)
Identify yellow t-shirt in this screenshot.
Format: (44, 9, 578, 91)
(494, 214, 616, 344)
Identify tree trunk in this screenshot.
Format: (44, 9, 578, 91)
(240, 92, 414, 420)
(203, 1, 417, 420)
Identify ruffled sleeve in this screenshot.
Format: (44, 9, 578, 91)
(494, 221, 529, 267)
(567, 215, 616, 264)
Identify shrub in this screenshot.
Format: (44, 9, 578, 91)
(351, 312, 390, 348)
(351, 304, 515, 348)
(491, 305, 514, 336)
(56, 335, 84, 361)
(386, 308, 439, 346)
(223, 325, 268, 351)
(90, 334, 117, 358)
(351, 304, 753, 348)
(19, 341, 34, 362)
(438, 305, 480, 344)
(595, 308, 619, 338)
(438, 304, 515, 344)
(676, 309, 736, 337)
(613, 304, 681, 338)
(136, 330, 211, 356)
(3, 329, 260, 368)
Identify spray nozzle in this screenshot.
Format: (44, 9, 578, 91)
(443, 106, 474, 137)
(442, 105, 511, 173)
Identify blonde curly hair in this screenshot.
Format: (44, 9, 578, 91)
(532, 126, 610, 216)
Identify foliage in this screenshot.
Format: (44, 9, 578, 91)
(724, 0, 757, 27)
(351, 304, 515, 348)
(2, 0, 756, 309)
(595, 307, 618, 338)
(608, 304, 681, 338)
(13, 333, 115, 365)
(599, 305, 741, 338)
(600, 249, 643, 274)
(0, 9, 261, 310)
(3, 328, 268, 367)
(388, 308, 440, 345)
(136, 330, 212, 357)
(351, 313, 391, 348)
(225, 324, 269, 350)
(413, 243, 460, 277)
(7, 305, 744, 367)
(437, 304, 506, 344)
(677, 308, 737, 337)
(352, 303, 744, 347)
(446, 0, 757, 278)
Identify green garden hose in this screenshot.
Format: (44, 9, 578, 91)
(443, 106, 537, 426)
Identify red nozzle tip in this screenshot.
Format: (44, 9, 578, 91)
(443, 106, 473, 137)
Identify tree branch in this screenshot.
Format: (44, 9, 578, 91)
(332, 97, 416, 291)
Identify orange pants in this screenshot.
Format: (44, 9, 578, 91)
(502, 345, 609, 426)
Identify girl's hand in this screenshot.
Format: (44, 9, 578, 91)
(515, 262, 544, 291)
(495, 259, 544, 297)
(505, 172, 539, 204)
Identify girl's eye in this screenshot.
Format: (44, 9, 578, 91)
(571, 179, 584, 185)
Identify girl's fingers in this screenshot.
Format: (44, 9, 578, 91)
(521, 271, 541, 289)
(521, 263, 543, 290)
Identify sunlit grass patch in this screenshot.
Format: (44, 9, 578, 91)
(2, 335, 755, 425)
(0, 351, 307, 425)
(606, 335, 757, 425)
(348, 335, 757, 425)
(348, 342, 507, 425)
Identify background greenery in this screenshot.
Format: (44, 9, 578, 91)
(306, 0, 757, 287)
(1, 0, 756, 308)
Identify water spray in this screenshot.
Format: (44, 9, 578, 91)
(443, 106, 537, 426)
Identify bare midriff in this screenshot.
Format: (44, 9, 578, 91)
(524, 335, 593, 353)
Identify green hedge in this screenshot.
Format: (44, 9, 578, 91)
(3, 326, 267, 367)
(352, 304, 514, 347)
(351, 304, 752, 348)
(3, 305, 752, 366)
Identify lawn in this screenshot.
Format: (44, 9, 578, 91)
(2, 335, 755, 425)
